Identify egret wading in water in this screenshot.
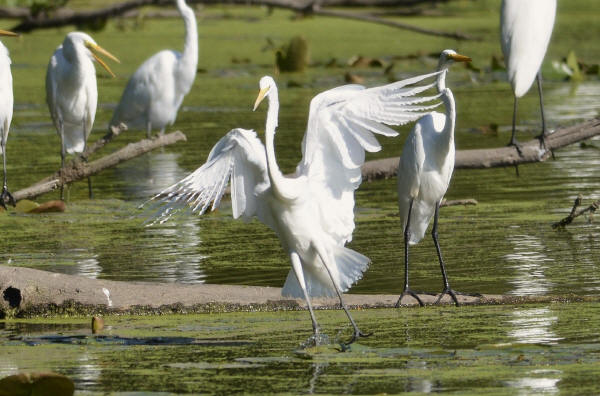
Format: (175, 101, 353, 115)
(110, 0, 198, 138)
(396, 50, 471, 308)
(46, 32, 120, 200)
(501, 0, 556, 149)
(0, 29, 18, 209)
(147, 74, 441, 344)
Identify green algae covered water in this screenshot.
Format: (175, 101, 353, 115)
(1, 0, 600, 393)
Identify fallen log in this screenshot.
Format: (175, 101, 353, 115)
(5, 0, 472, 40)
(12, 131, 187, 202)
(3, 265, 594, 318)
(362, 118, 600, 181)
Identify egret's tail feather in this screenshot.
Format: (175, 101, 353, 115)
(282, 245, 370, 298)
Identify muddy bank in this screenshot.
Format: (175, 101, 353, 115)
(0, 265, 594, 318)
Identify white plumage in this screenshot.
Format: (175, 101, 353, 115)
(110, 0, 198, 137)
(397, 50, 471, 307)
(46, 31, 119, 199)
(501, 0, 556, 145)
(0, 29, 18, 209)
(148, 73, 440, 344)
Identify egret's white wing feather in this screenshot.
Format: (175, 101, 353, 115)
(295, 71, 442, 244)
(147, 128, 272, 226)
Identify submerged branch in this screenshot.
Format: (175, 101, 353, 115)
(12, 131, 187, 202)
(552, 195, 599, 229)
(362, 118, 600, 181)
(5, 0, 472, 40)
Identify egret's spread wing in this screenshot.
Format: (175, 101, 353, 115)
(146, 128, 270, 225)
(297, 71, 441, 243)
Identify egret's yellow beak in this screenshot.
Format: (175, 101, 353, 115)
(85, 41, 120, 78)
(0, 29, 18, 37)
(449, 53, 472, 63)
(253, 87, 270, 111)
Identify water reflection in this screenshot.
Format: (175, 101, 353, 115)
(505, 375, 561, 395)
(507, 307, 562, 345)
(545, 82, 600, 123)
(504, 233, 555, 296)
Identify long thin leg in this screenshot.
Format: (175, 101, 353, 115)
(83, 126, 93, 199)
(0, 138, 15, 209)
(59, 118, 66, 201)
(290, 252, 322, 342)
(314, 243, 370, 346)
(535, 71, 554, 158)
(146, 121, 152, 139)
(396, 199, 424, 307)
(432, 201, 460, 306)
(507, 94, 524, 155)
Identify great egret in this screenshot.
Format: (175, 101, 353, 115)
(396, 50, 471, 307)
(501, 0, 556, 148)
(46, 31, 120, 199)
(110, 0, 198, 138)
(148, 74, 440, 344)
(0, 29, 18, 209)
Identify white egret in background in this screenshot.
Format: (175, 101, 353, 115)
(46, 31, 120, 199)
(110, 0, 198, 138)
(396, 50, 471, 307)
(501, 0, 556, 148)
(147, 74, 440, 344)
(0, 29, 18, 209)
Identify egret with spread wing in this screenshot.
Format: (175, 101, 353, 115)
(0, 29, 18, 209)
(396, 50, 471, 307)
(148, 74, 440, 344)
(110, 0, 198, 138)
(501, 0, 556, 148)
(46, 31, 120, 199)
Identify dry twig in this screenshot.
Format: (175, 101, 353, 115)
(552, 195, 599, 229)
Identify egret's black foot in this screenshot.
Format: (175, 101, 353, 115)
(340, 329, 372, 351)
(507, 139, 524, 156)
(0, 188, 15, 209)
(535, 132, 555, 159)
(396, 288, 425, 307)
(434, 288, 461, 306)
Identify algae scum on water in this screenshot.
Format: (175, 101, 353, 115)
(0, 0, 600, 394)
(2, 304, 600, 394)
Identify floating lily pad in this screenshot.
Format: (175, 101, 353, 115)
(0, 372, 74, 396)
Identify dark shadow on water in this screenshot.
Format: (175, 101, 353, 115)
(9, 334, 253, 347)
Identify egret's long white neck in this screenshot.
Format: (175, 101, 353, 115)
(436, 64, 455, 153)
(177, 0, 198, 72)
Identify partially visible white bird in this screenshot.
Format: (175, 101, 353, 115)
(46, 31, 120, 199)
(0, 29, 18, 209)
(501, 0, 556, 147)
(396, 50, 471, 307)
(147, 74, 440, 344)
(110, 0, 198, 138)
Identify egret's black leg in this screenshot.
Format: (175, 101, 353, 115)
(396, 199, 425, 307)
(508, 95, 524, 156)
(146, 121, 152, 139)
(432, 201, 459, 306)
(290, 253, 323, 345)
(59, 118, 66, 201)
(0, 140, 15, 209)
(315, 244, 371, 347)
(535, 71, 554, 158)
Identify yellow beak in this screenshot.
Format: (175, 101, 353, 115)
(449, 53, 472, 63)
(0, 29, 18, 37)
(85, 41, 120, 78)
(253, 87, 270, 111)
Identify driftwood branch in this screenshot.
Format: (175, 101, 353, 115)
(362, 118, 600, 181)
(5, 0, 472, 40)
(552, 195, 599, 229)
(12, 131, 187, 202)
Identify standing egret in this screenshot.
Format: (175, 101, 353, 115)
(396, 50, 471, 307)
(0, 29, 18, 209)
(110, 0, 198, 138)
(148, 74, 440, 344)
(501, 0, 556, 148)
(46, 32, 120, 199)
